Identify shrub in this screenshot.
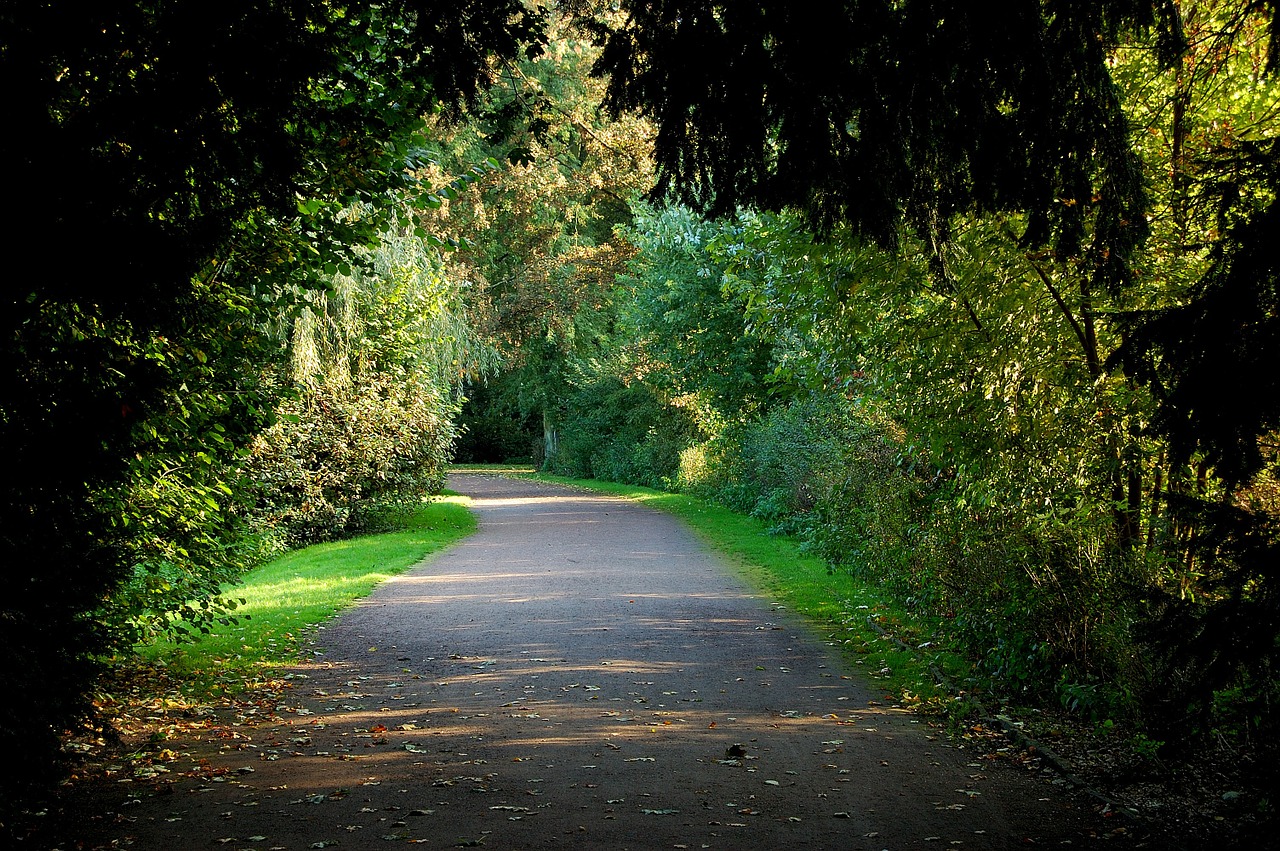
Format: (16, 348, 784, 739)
(677, 391, 1141, 708)
(246, 379, 456, 549)
(546, 371, 697, 489)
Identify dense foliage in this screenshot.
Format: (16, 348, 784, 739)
(592, 0, 1178, 278)
(419, 12, 655, 464)
(247, 228, 496, 549)
(1, 0, 539, 819)
(521, 0, 1280, 756)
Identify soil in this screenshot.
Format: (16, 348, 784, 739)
(32, 475, 1185, 850)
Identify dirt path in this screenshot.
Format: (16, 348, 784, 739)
(59, 475, 1136, 850)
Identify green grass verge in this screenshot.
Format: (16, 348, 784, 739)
(450, 462, 537, 474)
(529, 473, 979, 719)
(137, 496, 476, 689)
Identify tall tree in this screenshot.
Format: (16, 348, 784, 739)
(592, 0, 1179, 274)
(417, 9, 654, 464)
(0, 0, 541, 815)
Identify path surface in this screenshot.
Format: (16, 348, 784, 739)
(65, 475, 1125, 850)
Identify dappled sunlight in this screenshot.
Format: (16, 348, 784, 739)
(373, 568, 764, 614)
(103, 473, 1064, 851)
(197, 643, 925, 836)
(241, 574, 395, 601)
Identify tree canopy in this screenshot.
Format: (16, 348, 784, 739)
(591, 0, 1280, 489)
(597, 2, 1177, 266)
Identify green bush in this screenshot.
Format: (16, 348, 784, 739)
(246, 379, 456, 549)
(674, 391, 1141, 708)
(242, 223, 491, 550)
(545, 372, 697, 489)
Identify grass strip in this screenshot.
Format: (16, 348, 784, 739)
(136, 496, 475, 688)
(530, 473, 979, 719)
(450, 462, 537, 475)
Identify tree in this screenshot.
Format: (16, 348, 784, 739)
(620, 203, 778, 422)
(593, 0, 1280, 734)
(415, 8, 655, 465)
(248, 223, 500, 548)
(1107, 2, 1280, 731)
(0, 0, 541, 817)
(593, 1, 1179, 270)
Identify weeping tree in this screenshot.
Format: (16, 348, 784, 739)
(248, 225, 502, 548)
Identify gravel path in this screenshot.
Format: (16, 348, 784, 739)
(61, 475, 1126, 850)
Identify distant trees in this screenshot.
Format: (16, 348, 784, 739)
(418, 10, 656, 466)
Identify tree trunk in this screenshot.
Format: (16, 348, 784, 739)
(542, 409, 559, 464)
(1147, 454, 1165, 550)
